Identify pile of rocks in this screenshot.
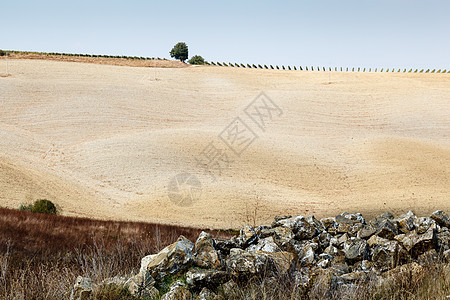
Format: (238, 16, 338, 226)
(71, 210, 450, 299)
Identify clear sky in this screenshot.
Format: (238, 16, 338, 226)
(1, 0, 449, 69)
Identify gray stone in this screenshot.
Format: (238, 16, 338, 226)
(395, 227, 436, 256)
(226, 251, 270, 276)
(343, 238, 369, 262)
(371, 241, 409, 272)
(357, 225, 376, 239)
(395, 210, 417, 233)
(161, 280, 192, 300)
(144, 235, 194, 280)
(299, 244, 316, 266)
(415, 217, 438, 234)
(335, 212, 366, 225)
(193, 231, 221, 269)
(431, 210, 450, 228)
(247, 236, 280, 253)
(124, 272, 158, 299)
(375, 219, 398, 239)
(186, 269, 228, 288)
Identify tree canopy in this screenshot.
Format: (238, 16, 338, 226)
(169, 42, 188, 62)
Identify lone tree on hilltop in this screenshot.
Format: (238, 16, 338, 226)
(188, 55, 205, 65)
(170, 42, 188, 62)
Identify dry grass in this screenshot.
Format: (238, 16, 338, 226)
(0, 207, 232, 299)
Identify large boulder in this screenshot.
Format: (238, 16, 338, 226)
(124, 272, 158, 299)
(186, 268, 228, 290)
(298, 244, 316, 266)
(142, 236, 194, 280)
(226, 250, 270, 276)
(226, 250, 294, 277)
(342, 238, 369, 262)
(374, 219, 398, 239)
(394, 227, 437, 257)
(247, 236, 280, 253)
(371, 241, 409, 272)
(270, 226, 295, 250)
(394, 210, 417, 233)
(193, 231, 221, 269)
(357, 225, 376, 239)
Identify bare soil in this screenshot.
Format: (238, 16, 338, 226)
(0, 59, 449, 228)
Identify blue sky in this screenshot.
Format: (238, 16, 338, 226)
(1, 0, 449, 69)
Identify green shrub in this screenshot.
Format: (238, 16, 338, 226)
(305, 66, 308, 71)
(217, 62, 222, 66)
(240, 63, 246, 68)
(222, 62, 228, 66)
(264, 65, 268, 69)
(247, 64, 252, 68)
(19, 199, 57, 215)
(276, 65, 279, 69)
(270, 65, 274, 69)
(293, 66, 297, 70)
(288, 66, 291, 70)
(299, 66, 303, 70)
(188, 55, 205, 65)
(425, 69, 430, 73)
(252, 64, 257, 68)
(282, 65, 285, 70)
(0, 50, 7, 56)
(431, 69, 435, 73)
(210, 62, 216, 65)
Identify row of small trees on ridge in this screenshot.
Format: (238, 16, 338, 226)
(206, 62, 449, 73)
(3, 49, 448, 73)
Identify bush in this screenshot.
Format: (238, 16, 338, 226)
(270, 65, 274, 69)
(19, 199, 57, 215)
(240, 63, 246, 68)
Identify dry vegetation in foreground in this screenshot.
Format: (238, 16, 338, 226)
(0, 206, 449, 299)
(0, 207, 233, 299)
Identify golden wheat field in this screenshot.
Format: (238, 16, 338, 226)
(0, 59, 449, 229)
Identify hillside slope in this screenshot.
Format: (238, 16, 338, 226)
(0, 59, 449, 228)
